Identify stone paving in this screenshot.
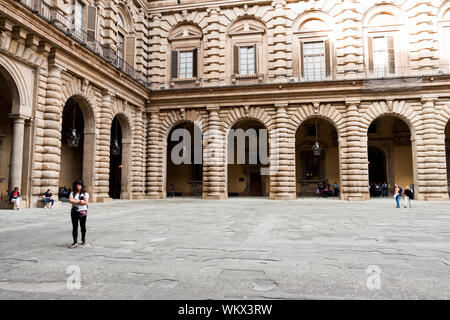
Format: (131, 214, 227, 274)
(0, 197, 449, 300)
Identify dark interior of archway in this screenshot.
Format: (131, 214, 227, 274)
(166, 122, 203, 196)
(109, 117, 123, 199)
(60, 98, 84, 193)
(228, 119, 268, 197)
(0, 73, 12, 195)
(368, 116, 413, 194)
(368, 147, 386, 184)
(295, 118, 339, 197)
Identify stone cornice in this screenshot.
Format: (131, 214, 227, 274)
(147, 0, 274, 14)
(149, 76, 450, 109)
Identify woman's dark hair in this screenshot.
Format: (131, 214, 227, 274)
(14, 187, 19, 191)
(72, 180, 86, 196)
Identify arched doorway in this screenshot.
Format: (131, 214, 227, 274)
(109, 117, 122, 199)
(227, 119, 270, 197)
(368, 146, 386, 185)
(0, 70, 14, 200)
(60, 97, 96, 197)
(0, 63, 30, 207)
(295, 118, 340, 197)
(166, 122, 203, 197)
(108, 114, 131, 199)
(445, 120, 450, 196)
(367, 115, 414, 196)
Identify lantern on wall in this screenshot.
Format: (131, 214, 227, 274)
(312, 119, 321, 156)
(111, 118, 121, 155)
(68, 100, 81, 148)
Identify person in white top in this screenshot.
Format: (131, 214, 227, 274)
(68, 179, 89, 248)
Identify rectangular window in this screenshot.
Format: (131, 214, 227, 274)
(74, 1, 84, 33)
(179, 50, 194, 79)
(239, 46, 256, 75)
(373, 36, 387, 77)
(303, 41, 326, 81)
(117, 33, 124, 69)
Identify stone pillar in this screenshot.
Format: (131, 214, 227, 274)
(131, 107, 146, 199)
(415, 96, 449, 200)
(96, 89, 113, 201)
(269, 103, 296, 200)
(340, 99, 370, 200)
(8, 115, 26, 192)
(41, 61, 63, 194)
(203, 105, 227, 199)
(146, 107, 164, 198)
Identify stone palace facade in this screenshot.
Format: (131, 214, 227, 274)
(1, 0, 450, 207)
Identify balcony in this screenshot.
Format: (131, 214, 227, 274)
(157, 65, 450, 90)
(16, 0, 150, 88)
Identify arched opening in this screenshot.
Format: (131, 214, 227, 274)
(295, 118, 340, 197)
(367, 115, 414, 197)
(109, 116, 123, 199)
(445, 120, 450, 196)
(368, 146, 387, 186)
(108, 114, 132, 200)
(0, 70, 13, 200)
(166, 122, 203, 197)
(60, 97, 96, 198)
(227, 119, 270, 197)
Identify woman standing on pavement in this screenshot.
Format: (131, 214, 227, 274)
(68, 179, 89, 248)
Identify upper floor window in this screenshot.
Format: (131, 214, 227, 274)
(368, 35, 395, 77)
(116, 9, 135, 70)
(227, 19, 267, 80)
(179, 50, 195, 78)
(168, 24, 203, 81)
(171, 49, 198, 79)
(363, 7, 407, 77)
(237, 46, 256, 75)
(302, 41, 328, 81)
(74, 0, 84, 34)
(293, 15, 334, 81)
(438, 6, 450, 68)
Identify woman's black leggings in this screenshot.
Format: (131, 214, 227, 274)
(71, 209, 87, 243)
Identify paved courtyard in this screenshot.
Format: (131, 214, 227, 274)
(0, 197, 449, 300)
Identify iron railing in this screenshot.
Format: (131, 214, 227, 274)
(162, 65, 450, 90)
(17, 0, 151, 88)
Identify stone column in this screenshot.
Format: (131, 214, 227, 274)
(131, 107, 146, 199)
(8, 115, 27, 192)
(415, 96, 449, 200)
(203, 105, 227, 199)
(146, 107, 164, 198)
(95, 89, 113, 201)
(340, 99, 370, 200)
(269, 103, 296, 200)
(41, 61, 63, 194)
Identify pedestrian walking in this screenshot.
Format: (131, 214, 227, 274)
(43, 189, 55, 209)
(9, 187, 21, 210)
(68, 179, 89, 248)
(404, 186, 413, 208)
(394, 184, 402, 208)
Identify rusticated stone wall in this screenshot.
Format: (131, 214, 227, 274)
(147, 99, 450, 201)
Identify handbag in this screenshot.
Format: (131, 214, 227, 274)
(78, 210, 87, 218)
(393, 193, 398, 198)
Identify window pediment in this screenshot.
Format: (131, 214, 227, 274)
(228, 22, 265, 37)
(169, 27, 203, 42)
